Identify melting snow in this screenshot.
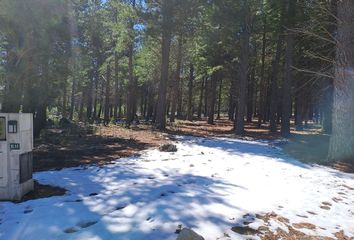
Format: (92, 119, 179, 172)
(0, 136, 353, 240)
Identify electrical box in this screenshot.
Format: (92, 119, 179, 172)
(0, 113, 34, 200)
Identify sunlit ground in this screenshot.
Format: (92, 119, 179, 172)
(1, 136, 353, 240)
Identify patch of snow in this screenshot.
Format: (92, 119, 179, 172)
(0, 136, 353, 240)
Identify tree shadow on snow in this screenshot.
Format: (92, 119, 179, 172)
(176, 135, 312, 169)
(78, 167, 242, 239)
(3, 165, 245, 239)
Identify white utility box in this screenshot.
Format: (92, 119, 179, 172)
(0, 113, 34, 200)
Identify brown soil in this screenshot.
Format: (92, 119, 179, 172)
(34, 124, 169, 172)
(35, 119, 272, 173)
(33, 118, 354, 173)
(333, 162, 354, 173)
(166, 118, 281, 140)
(12, 181, 66, 203)
(292, 222, 317, 230)
(231, 226, 260, 235)
(233, 212, 352, 240)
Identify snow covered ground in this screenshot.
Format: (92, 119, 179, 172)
(1, 136, 354, 240)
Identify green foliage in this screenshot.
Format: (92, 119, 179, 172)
(0, 0, 340, 136)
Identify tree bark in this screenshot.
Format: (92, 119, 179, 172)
(204, 77, 209, 118)
(114, 52, 119, 120)
(34, 61, 49, 137)
(62, 77, 68, 118)
(228, 76, 236, 121)
(247, 68, 255, 123)
(269, 11, 285, 132)
(146, 86, 155, 121)
(328, 0, 354, 162)
(155, 0, 173, 130)
(197, 77, 205, 119)
(86, 69, 94, 121)
(208, 71, 218, 124)
(34, 104, 47, 138)
(217, 78, 223, 120)
(69, 68, 77, 120)
(295, 91, 304, 130)
(281, 0, 296, 138)
(258, 0, 267, 127)
(187, 63, 194, 121)
(104, 63, 111, 125)
(78, 86, 85, 121)
(2, 33, 24, 113)
(170, 35, 182, 123)
(126, 0, 136, 126)
(235, 1, 251, 135)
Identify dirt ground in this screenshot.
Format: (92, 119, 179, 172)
(28, 124, 171, 201)
(16, 181, 67, 203)
(231, 212, 353, 240)
(33, 118, 275, 173)
(167, 118, 280, 139)
(33, 118, 354, 173)
(34, 124, 170, 172)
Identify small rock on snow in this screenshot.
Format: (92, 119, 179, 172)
(176, 228, 205, 240)
(159, 144, 178, 152)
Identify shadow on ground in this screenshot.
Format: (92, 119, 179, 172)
(34, 132, 148, 172)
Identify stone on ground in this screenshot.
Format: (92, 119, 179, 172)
(176, 228, 204, 240)
(159, 144, 177, 152)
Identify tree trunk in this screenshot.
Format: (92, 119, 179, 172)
(126, 0, 136, 126)
(235, 1, 251, 135)
(177, 72, 184, 118)
(34, 61, 49, 137)
(281, 0, 296, 138)
(204, 77, 209, 118)
(93, 60, 100, 121)
(126, 43, 136, 125)
(269, 18, 285, 132)
(197, 77, 205, 119)
(2, 34, 23, 113)
(143, 86, 148, 118)
(228, 77, 236, 121)
(258, 0, 267, 127)
(62, 77, 68, 118)
(114, 52, 119, 120)
(22, 53, 36, 114)
(208, 71, 218, 124)
(155, 0, 173, 130)
(328, 0, 354, 162)
(187, 63, 194, 121)
(217, 78, 223, 120)
(104, 63, 111, 125)
(146, 87, 155, 121)
(170, 35, 182, 123)
(78, 86, 85, 121)
(86, 70, 94, 121)
(69, 69, 77, 120)
(34, 104, 47, 138)
(295, 92, 304, 130)
(247, 68, 255, 123)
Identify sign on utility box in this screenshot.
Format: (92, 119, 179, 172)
(0, 113, 34, 201)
